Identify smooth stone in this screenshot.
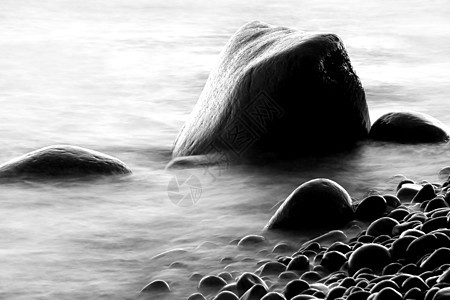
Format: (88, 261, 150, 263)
(283, 279, 310, 300)
(300, 271, 322, 283)
(258, 262, 287, 276)
(320, 251, 347, 272)
(240, 284, 268, 300)
(190, 273, 204, 282)
(188, 293, 207, 300)
(390, 235, 417, 260)
(218, 272, 234, 283)
(366, 217, 399, 237)
(355, 195, 387, 221)
(420, 247, 450, 271)
(387, 208, 410, 222)
(404, 287, 423, 300)
(383, 194, 401, 208)
(237, 273, 268, 297)
(279, 271, 301, 281)
(437, 267, 450, 284)
(220, 283, 239, 295)
(328, 241, 352, 254)
(261, 292, 287, 300)
(402, 276, 429, 292)
(400, 229, 424, 238)
(172, 21, 370, 159)
(140, 280, 171, 294)
(0, 145, 131, 180)
(405, 234, 440, 262)
(272, 243, 294, 253)
(382, 262, 403, 275)
(290, 296, 319, 300)
(439, 167, 450, 180)
(411, 184, 437, 203)
(348, 243, 391, 275)
(396, 184, 422, 202)
(398, 263, 420, 275)
(265, 179, 353, 231)
(347, 290, 370, 300)
(392, 220, 422, 236)
(368, 111, 449, 143)
(425, 198, 449, 212)
(238, 235, 266, 248)
(198, 275, 228, 292)
(326, 286, 346, 300)
(425, 288, 440, 300)
(421, 216, 448, 233)
(372, 287, 402, 300)
(287, 255, 310, 272)
(213, 291, 239, 300)
(370, 279, 400, 293)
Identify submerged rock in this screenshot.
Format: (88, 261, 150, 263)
(173, 21, 370, 160)
(369, 111, 449, 143)
(265, 178, 354, 231)
(0, 145, 131, 180)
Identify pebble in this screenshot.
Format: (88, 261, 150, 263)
(396, 183, 422, 202)
(198, 275, 228, 292)
(238, 235, 266, 248)
(240, 284, 268, 300)
(355, 195, 387, 221)
(366, 217, 399, 237)
(283, 279, 310, 300)
(383, 194, 401, 208)
(411, 184, 436, 203)
(236, 272, 268, 297)
(261, 292, 287, 300)
(188, 293, 207, 300)
(140, 279, 171, 294)
(286, 255, 310, 272)
(348, 244, 391, 275)
(373, 287, 402, 300)
(258, 262, 287, 276)
(213, 291, 239, 300)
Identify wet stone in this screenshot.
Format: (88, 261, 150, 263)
(261, 292, 287, 300)
(213, 291, 239, 300)
(373, 287, 403, 300)
(348, 243, 391, 275)
(258, 262, 287, 277)
(421, 247, 450, 271)
(383, 194, 401, 208)
(320, 251, 347, 272)
(240, 284, 268, 300)
(425, 197, 448, 212)
(238, 235, 266, 248)
(287, 255, 310, 272)
(140, 280, 171, 294)
(237, 272, 268, 297)
(411, 184, 436, 203)
(198, 275, 228, 293)
(188, 293, 207, 300)
(366, 217, 399, 237)
(300, 271, 322, 283)
(387, 208, 410, 222)
(283, 279, 310, 300)
(355, 195, 387, 221)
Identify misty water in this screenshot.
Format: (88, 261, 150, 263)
(1, 0, 450, 299)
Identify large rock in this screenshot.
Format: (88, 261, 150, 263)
(369, 111, 449, 143)
(173, 21, 370, 160)
(265, 178, 354, 231)
(0, 145, 131, 180)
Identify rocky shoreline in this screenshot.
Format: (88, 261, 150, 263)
(141, 172, 450, 300)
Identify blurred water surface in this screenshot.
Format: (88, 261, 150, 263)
(1, 0, 450, 299)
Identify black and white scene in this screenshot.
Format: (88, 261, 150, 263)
(2, 1, 450, 300)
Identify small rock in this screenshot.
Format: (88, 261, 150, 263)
(188, 293, 207, 300)
(320, 251, 347, 272)
(420, 247, 450, 271)
(373, 287, 402, 300)
(283, 279, 310, 300)
(411, 184, 436, 203)
(368, 111, 449, 143)
(261, 292, 287, 300)
(238, 235, 266, 248)
(348, 243, 391, 275)
(237, 272, 268, 297)
(355, 195, 387, 221)
(366, 217, 399, 237)
(198, 275, 227, 293)
(240, 284, 268, 300)
(140, 280, 171, 294)
(258, 262, 287, 276)
(286, 255, 310, 272)
(265, 179, 354, 231)
(383, 194, 401, 208)
(213, 291, 239, 300)
(396, 184, 422, 202)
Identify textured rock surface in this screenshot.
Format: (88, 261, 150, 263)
(0, 145, 131, 180)
(173, 21, 370, 159)
(265, 178, 354, 231)
(369, 111, 449, 143)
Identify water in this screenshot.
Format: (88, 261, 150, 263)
(1, 0, 450, 299)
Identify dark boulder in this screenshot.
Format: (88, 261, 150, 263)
(173, 21, 370, 160)
(265, 178, 354, 231)
(369, 111, 449, 143)
(0, 145, 131, 180)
